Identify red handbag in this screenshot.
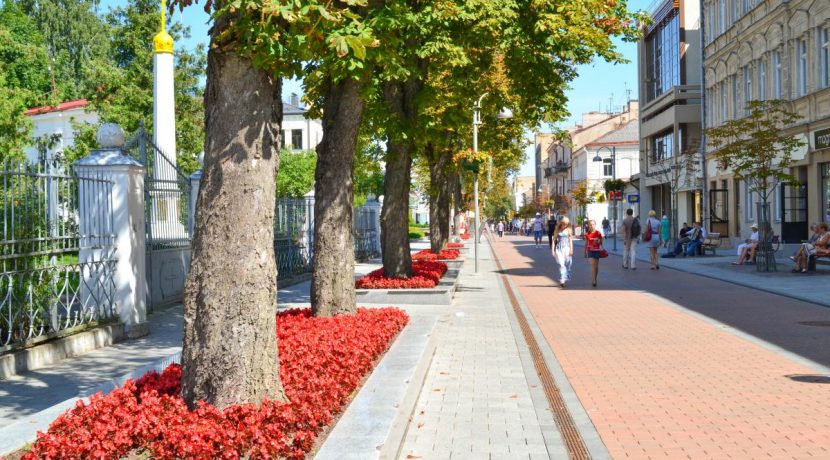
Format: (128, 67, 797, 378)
(599, 249, 609, 258)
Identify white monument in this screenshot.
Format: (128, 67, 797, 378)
(150, 0, 184, 239)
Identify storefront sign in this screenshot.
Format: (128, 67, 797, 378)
(815, 128, 830, 150)
(627, 194, 640, 203)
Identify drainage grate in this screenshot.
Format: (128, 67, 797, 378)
(798, 321, 830, 327)
(493, 254, 592, 460)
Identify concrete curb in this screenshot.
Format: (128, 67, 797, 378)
(315, 312, 439, 460)
(356, 266, 461, 305)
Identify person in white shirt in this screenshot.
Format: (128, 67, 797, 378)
(732, 224, 760, 265)
(532, 212, 544, 247)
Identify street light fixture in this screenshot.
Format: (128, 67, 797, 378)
(593, 146, 617, 251)
(473, 93, 513, 273)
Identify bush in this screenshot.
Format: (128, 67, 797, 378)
(408, 230, 424, 239)
(411, 249, 460, 261)
(355, 261, 448, 289)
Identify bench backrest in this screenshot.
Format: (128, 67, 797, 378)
(705, 232, 721, 242)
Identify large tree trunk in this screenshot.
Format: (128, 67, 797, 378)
(311, 77, 365, 316)
(428, 145, 451, 253)
(452, 173, 463, 236)
(380, 79, 419, 277)
(380, 138, 413, 277)
(181, 34, 285, 409)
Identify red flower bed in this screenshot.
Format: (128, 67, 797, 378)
(355, 260, 448, 289)
(459, 232, 470, 240)
(447, 242, 464, 249)
(23, 308, 409, 460)
(411, 249, 460, 261)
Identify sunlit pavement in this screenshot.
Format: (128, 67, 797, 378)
(491, 233, 830, 459)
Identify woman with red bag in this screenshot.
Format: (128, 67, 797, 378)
(584, 219, 604, 287)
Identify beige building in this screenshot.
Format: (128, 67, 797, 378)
(637, 0, 703, 240)
(703, 0, 830, 242)
(512, 175, 536, 211)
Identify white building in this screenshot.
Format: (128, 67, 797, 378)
(281, 94, 323, 151)
(24, 99, 98, 162)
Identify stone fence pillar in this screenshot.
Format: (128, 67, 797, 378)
(75, 124, 148, 338)
(362, 194, 382, 254)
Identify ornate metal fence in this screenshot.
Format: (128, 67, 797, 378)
(354, 206, 380, 261)
(274, 198, 314, 280)
(122, 125, 192, 311)
(0, 160, 116, 351)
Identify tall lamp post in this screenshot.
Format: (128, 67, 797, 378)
(473, 93, 513, 273)
(593, 146, 617, 251)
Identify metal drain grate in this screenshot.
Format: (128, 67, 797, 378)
(798, 321, 830, 327)
(493, 255, 592, 460)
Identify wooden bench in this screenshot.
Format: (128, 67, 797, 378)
(701, 232, 722, 255)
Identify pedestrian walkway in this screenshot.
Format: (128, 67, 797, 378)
(491, 234, 830, 459)
(398, 237, 565, 460)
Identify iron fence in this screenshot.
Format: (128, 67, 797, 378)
(0, 160, 116, 351)
(354, 206, 380, 261)
(274, 198, 314, 280)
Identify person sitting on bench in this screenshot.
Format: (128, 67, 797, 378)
(793, 223, 830, 273)
(684, 222, 706, 256)
(732, 224, 759, 265)
(662, 223, 692, 258)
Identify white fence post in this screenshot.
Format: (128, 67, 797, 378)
(75, 124, 148, 338)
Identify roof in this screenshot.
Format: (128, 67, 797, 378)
(283, 102, 306, 115)
(25, 99, 88, 116)
(585, 120, 640, 147)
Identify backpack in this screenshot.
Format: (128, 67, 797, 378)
(643, 219, 653, 242)
(630, 217, 641, 239)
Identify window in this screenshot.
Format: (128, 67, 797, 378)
(745, 183, 755, 220)
(652, 131, 674, 163)
(644, 10, 680, 102)
(280, 130, 287, 149)
(773, 51, 782, 98)
(719, 0, 726, 35)
(797, 38, 808, 96)
(720, 82, 728, 122)
(775, 183, 783, 222)
(603, 159, 613, 177)
(732, 0, 740, 25)
(291, 129, 303, 150)
(732, 75, 739, 119)
(820, 28, 830, 89)
(743, 66, 752, 115)
(758, 59, 767, 101)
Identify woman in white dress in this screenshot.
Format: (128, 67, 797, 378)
(552, 217, 574, 287)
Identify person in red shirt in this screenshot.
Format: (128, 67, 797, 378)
(583, 219, 603, 287)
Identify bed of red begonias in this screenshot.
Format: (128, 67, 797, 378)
(411, 248, 460, 261)
(21, 308, 409, 460)
(354, 260, 448, 289)
(447, 242, 464, 249)
(459, 232, 470, 240)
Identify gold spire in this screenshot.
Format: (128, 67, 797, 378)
(153, 0, 174, 54)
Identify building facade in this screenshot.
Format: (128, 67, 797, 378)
(281, 93, 324, 151)
(637, 0, 703, 240)
(703, 0, 830, 242)
(24, 99, 98, 163)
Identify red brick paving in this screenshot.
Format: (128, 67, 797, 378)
(491, 234, 830, 459)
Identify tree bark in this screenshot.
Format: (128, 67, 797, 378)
(428, 144, 451, 253)
(380, 79, 419, 277)
(181, 35, 285, 409)
(311, 77, 365, 316)
(452, 172, 463, 236)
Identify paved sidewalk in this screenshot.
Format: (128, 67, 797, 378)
(491, 234, 830, 459)
(399, 238, 563, 460)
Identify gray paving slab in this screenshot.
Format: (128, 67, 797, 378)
(398, 238, 560, 460)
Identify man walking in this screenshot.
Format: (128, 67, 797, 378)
(497, 220, 505, 238)
(533, 212, 544, 247)
(621, 208, 639, 269)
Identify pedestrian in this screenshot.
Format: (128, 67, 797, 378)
(497, 220, 505, 238)
(533, 212, 544, 247)
(621, 208, 639, 270)
(584, 219, 603, 287)
(547, 214, 557, 249)
(553, 216, 574, 287)
(644, 210, 662, 269)
(602, 217, 610, 237)
(660, 214, 670, 248)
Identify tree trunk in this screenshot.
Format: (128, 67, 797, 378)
(381, 138, 413, 277)
(452, 173, 463, 236)
(311, 77, 365, 316)
(428, 145, 451, 253)
(181, 36, 285, 409)
(380, 79, 420, 277)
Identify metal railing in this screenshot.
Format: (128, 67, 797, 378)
(1, 160, 116, 351)
(274, 198, 314, 280)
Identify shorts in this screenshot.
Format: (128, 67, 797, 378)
(534, 230, 542, 240)
(587, 250, 601, 259)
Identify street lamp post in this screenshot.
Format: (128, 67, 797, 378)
(472, 93, 512, 273)
(593, 146, 617, 251)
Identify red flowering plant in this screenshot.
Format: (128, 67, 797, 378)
(447, 242, 464, 248)
(459, 233, 470, 240)
(22, 308, 409, 460)
(355, 260, 448, 289)
(411, 248, 460, 261)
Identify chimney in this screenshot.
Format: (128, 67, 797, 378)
(290, 93, 299, 107)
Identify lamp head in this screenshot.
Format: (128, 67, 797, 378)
(592, 153, 602, 162)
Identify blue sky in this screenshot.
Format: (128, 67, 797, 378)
(100, 0, 652, 174)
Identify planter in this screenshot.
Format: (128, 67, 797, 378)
(356, 268, 461, 305)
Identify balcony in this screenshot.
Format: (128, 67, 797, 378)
(554, 161, 569, 173)
(544, 167, 553, 177)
